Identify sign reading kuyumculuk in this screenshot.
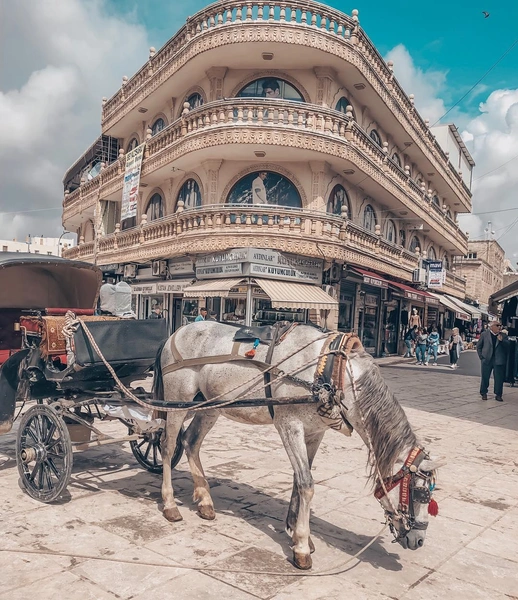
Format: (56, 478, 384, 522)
(121, 143, 145, 221)
(195, 248, 323, 283)
(427, 260, 445, 289)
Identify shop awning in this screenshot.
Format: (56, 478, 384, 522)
(350, 267, 389, 288)
(254, 279, 338, 310)
(183, 278, 247, 298)
(428, 292, 471, 321)
(389, 281, 439, 305)
(445, 295, 481, 319)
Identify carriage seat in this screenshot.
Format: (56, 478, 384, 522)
(233, 323, 292, 345)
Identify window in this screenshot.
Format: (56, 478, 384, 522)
(226, 171, 302, 208)
(385, 220, 397, 243)
(237, 78, 304, 102)
(443, 255, 450, 270)
(185, 93, 203, 111)
(2, 246, 7, 252)
(428, 246, 437, 260)
(47, 251, 53, 255)
(176, 179, 202, 210)
(466, 252, 477, 259)
(146, 193, 164, 221)
(335, 97, 354, 117)
(432, 195, 440, 206)
(392, 153, 401, 167)
(327, 184, 350, 216)
(369, 129, 382, 146)
(363, 204, 377, 231)
(409, 236, 420, 253)
(151, 118, 165, 136)
(399, 229, 406, 248)
(127, 137, 139, 152)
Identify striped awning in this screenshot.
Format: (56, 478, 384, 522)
(254, 279, 338, 310)
(182, 278, 246, 298)
(445, 295, 482, 319)
(429, 292, 471, 321)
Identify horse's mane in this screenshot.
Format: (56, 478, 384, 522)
(352, 352, 417, 482)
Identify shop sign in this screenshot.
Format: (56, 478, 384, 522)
(425, 296, 439, 306)
(427, 260, 445, 289)
(131, 283, 157, 295)
(168, 258, 194, 275)
(405, 290, 423, 302)
(157, 280, 192, 293)
(362, 275, 388, 289)
(364, 293, 379, 306)
(196, 263, 243, 278)
(196, 249, 249, 267)
(247, 262, 321, 283)
(99, 263, 119, 272)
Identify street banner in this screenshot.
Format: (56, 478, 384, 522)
(121, 143, 145, 221)
(427, 260, 445, 288)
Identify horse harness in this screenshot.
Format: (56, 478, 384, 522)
(374, 446, 438, 541)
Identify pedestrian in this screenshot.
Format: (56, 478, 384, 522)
(415, 327, 428, 365)
(476, 321, 509, 401)
(195, 307, 208, 322)
(448, 327, 463, 369)
(403, 325, 418, 358)
(426, 325, 440, 365)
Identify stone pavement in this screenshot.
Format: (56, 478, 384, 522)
(1, 359, 517, 600)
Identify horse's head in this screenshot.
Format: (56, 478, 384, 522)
(375, 452, 445, 550)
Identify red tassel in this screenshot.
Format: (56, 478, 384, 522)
(245, 349, 256, 358)
(428, 499, 439, 516)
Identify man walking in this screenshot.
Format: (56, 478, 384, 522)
(476, 321, 509, 401)
(195, 307, 208, 322)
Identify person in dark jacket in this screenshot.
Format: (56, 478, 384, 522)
(476, 322, 509, 401)
(403, 325, 418, 358)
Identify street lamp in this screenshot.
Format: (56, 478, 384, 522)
(58, 230, 73, 256)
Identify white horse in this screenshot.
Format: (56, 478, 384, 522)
(153, 321, 443, 569)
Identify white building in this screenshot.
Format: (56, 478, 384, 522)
(0, 235, 76, 256)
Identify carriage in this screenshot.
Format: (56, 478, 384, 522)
(0, 253, 183, 502)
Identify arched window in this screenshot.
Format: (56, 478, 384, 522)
(409, 236, 420, 253)
(146, 193, 164, 221)
(84, 220, 95, 242)
(176, 179, 202, 210)
(151, 118, 165, 136)
(385, 219, 397, 243)
(185, 92, 203, 111)
(226, 171, 302, 208)
(392, 153, 401, 167)
(127, 137, 139, 152)
(399, 229, 406, 248)
(237, 78, 304, 102)
(432, 195, 440, 206)
(363, 204, 377, 231)
(335, 97, 354, 117)
(446, 208, 453, 220)
(428, 246, 437, 260)
(369, 129, 382, 147)
(327, 184, 350, 216)
(443, 254, 450, 270)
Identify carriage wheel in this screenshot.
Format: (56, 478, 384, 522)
(130, 428, 183, 474)
(16, 404, 72, 502)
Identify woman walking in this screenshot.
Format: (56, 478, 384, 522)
(415, 327, 428, 365)
(426, 326, 440, 366)
(448, 327, 463, 369)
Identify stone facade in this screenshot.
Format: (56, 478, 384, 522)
(454, 240, 505, 305)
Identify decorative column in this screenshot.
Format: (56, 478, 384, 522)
(202, 159, 223, 205)
(308, 161, 327, 211)
(206, 67, 228, 101)
(313, 67, 336, 107)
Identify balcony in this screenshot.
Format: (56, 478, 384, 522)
(63, 204, 419, 279)
(65, 99, 468, 254)
(100, 0, 470, 208)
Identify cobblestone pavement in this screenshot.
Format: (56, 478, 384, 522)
(1, 354, 517, 599)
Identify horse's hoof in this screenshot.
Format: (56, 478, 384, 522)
(309, 537, 315, 554)
(164, 507, 183, 522)
(293, 552, 312, 570)
(198, 505, 216, 520)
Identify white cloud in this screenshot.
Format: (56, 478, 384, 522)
(385, 44, 518, 259)
(0, 0, 149, 241)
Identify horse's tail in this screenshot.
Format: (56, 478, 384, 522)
(152, 339, 167, 401)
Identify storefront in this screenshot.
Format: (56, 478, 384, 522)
(428, 293, 470, 340)
(183, 248, 337, 328)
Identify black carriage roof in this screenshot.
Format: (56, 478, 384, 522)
(0, 253, 102, 310)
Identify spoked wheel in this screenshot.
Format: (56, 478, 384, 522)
(130, 428, 183, 474)
(16, 404, 72, 502)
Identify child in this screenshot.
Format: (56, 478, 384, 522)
(416, 327, 428, 365)
(426, 326, 440, 366)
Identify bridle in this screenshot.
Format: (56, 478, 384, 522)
(374, 446, 437, 542)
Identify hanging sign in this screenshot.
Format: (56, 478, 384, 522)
(427, 260, 445, 289)
(121, 143, 145, 221)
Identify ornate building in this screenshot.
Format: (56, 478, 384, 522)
(62, 1, 473, 355)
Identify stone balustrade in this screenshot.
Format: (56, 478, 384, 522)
(99, 0, 470, 206)
(65, 99, 467, 253)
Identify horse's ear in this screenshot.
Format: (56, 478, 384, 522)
(420, 456, 447, 472)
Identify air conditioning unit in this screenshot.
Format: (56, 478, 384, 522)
(152, 260, 167, 277)
(412, 268, 427, 284)
(124, 264, 137, 279)
(329, 263, 341, 283)
(322, 284, 338, 299)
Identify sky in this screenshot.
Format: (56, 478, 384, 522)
(1, 0, 517, 260)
